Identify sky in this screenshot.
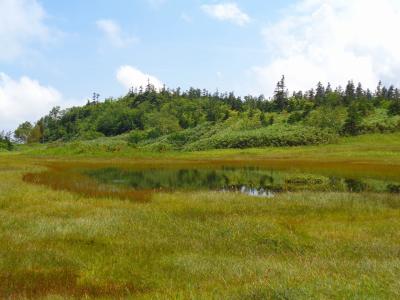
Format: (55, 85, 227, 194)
(1, 0, 400, 131)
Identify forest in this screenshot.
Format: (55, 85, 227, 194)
(8, 76, 400, 151)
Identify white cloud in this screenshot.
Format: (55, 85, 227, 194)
(201, 3, 250, 26)
(252, 0, 400, 96)
(116, 66, 164, 91)
(0, 0, 50, 61)
(96, 19, 138, 48)
(0, 73, 63, 131)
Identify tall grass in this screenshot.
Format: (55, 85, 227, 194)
(1, 156, 400, 299)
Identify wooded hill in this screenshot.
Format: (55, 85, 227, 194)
(11, 77, 400, 151)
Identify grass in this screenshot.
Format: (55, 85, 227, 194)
(9, 132, 400, 164)
(1, 133, 400, 299)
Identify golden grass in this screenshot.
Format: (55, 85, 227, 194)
(0, 151, 400, 299)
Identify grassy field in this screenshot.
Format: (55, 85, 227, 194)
(11, 132, 400, 163)
(1, 133, 400, 299)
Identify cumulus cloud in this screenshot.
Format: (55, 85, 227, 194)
(96, 19, 138, 48)
(253, 0, 400, 96)
(0, 0, 50, 61)
(0, 73, 63, 131)
(201, 3, 250, 26)
(116, 66, 164, 91)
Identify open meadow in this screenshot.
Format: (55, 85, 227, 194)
(1, 133, 399, 299)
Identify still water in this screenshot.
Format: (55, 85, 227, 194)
(24, 163, 400, 201)
(84, 166, 400, 196)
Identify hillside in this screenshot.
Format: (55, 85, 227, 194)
(11, 78, 400, 152)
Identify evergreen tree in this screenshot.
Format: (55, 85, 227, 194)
(343, 104, 362, 135)
(376, 81, 382, 96)
(344, 80, 356, 105)
(325, 82, 333, 94)
(273, 75, 288, 111)
(355, 83, 364, 100)
(387, 85, 395, 100)
(315, 82, 325, 105)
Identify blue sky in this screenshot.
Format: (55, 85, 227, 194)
(1, 0, 289, 101)
(1, 0, 400, 130)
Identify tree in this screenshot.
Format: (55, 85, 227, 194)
(355, 83, 364, 100)
(305, 106, 346, 133)
(14, 121, 33, 143)
(325, 82, 333, 94)
(388, 99, 400, 116)
(375, 81, 383, 98)
(27, 122, 43, 143)
(344, 80, 355, 105)
(273, 75, 288, 111)
(387, 85, 395, 100)
(0, 131, 13, 150)
(315, 82, 325, 105)
(342, 104, 362, 135)
(259, 113, 268, 126)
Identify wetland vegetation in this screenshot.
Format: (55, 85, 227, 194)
(1, 80, 400, 299)
(1, 132, 400, 298)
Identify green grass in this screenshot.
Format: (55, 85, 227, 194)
(1, 134, 400, 299)
(8, 132, 400, 162)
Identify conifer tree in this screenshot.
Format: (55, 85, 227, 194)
(356, 83, 364, 100)
(344, 80, 356, 105)
(273, 75, 288, 111)
(315, 82, 325, 105)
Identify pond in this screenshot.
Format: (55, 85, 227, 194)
(23, 161, 400, 201)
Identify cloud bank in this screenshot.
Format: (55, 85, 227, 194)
(0, 0, 50, 62)
(0, 73, 63, 131)
(253, 0, 400, 95)
(116, 66, 164, 91)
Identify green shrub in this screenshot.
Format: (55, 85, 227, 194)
(305, 106, 346, 133)
(127, 130, 148, 145)
(184, 125, 337, 151)
(388, 100, 400, 116)
(0, 132, 13, 151)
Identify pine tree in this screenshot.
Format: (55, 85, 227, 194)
(356, 83, 364, 99)
(315, 82, 325, 105)
(325, 82, 333, 94)
(273, 75, 288, 111)
(387, 85, 395, 100)
(343, 104, 362, 135)
(375, 81, 383, 98)
(344, 80, 355, 105)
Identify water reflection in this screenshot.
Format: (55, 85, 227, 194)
(84, 166, 400, 197)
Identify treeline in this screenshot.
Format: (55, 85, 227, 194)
(13, 77, 400, 148)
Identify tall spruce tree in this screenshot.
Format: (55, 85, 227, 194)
(273, 75, 288, 111)
(344, 80, 356, 105)
(315, 82, 325, 105)
(356, 83, 364, 100)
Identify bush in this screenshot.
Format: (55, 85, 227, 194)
(0, 132, 13, 151)
(127, 130, 148, 145)
(184, 125, 337, 151)
(287, 112, 304, 124)
(388, 100, 400, 116)
(305, 106, 346, 133)
(78, 131, 104, 140)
